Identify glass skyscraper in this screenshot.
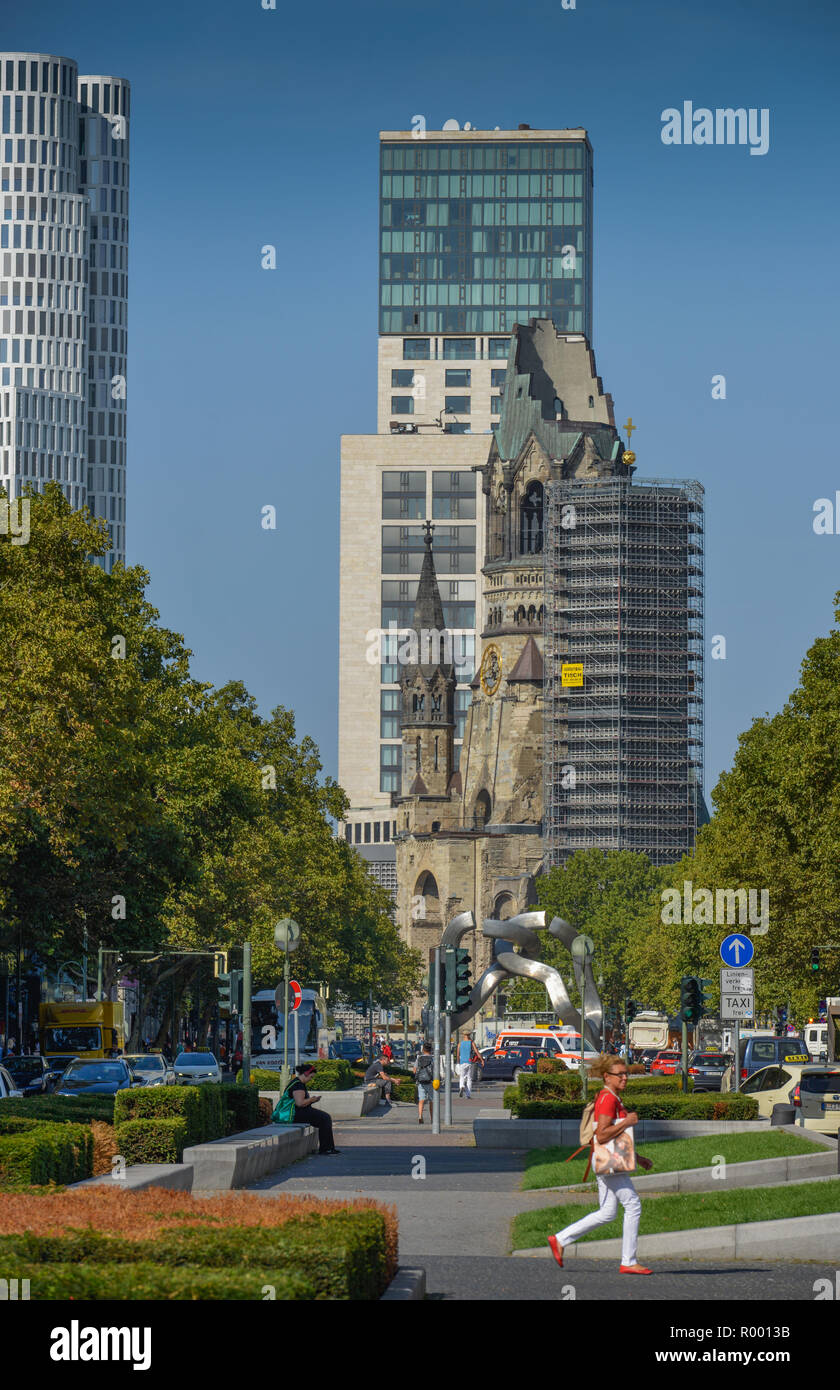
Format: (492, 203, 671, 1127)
(0, 52, 129, 570)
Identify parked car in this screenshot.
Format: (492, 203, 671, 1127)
(2, 1053, 51, 1097)
(493, 1029, 599, 1072)
(650, 1051, 681, 1076)
(54, 1059, 137, 1097)
(328, 1039, 365, 1063)
(637, 1049, 659, 1073)
(721, 1035, 810, 1090)
(688, 1051, 733, 1092)
(480, 1047, 540, 1082)
(0, 1065, 23, 1099)
(125, 1053, 175, 1087)
(172, 1052, 222, 1085)
(793, 1065, 840, 1135)
(736, 1061, 815, 1119)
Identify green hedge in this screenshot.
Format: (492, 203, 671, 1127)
(239, 1061, 358, 1092)
(114, 1118, 188, 1165)
(512, 1073, 693, 1105)
(0, 1095, 115, 1125)
(222, 1083, 260, 1133)
(0, 1209, 390, 1300)
(1, 1260, 316, 1300)
(114, 1084, 229, 1145)
(236, 1067, 284, 1089)
(0, 1120, 92, 1189)
(504, 1090, 759, 1120)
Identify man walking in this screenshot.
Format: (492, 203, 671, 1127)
(547, 1056, 653, 1274)
(457, 1031, 483, 1098)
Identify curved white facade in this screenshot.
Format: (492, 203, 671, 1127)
(0, 53, 129, 570)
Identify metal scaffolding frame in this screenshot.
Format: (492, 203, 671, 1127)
(544, 476, 704, 867)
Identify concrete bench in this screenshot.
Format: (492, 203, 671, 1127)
(259, 1084, 383, 1119)
(73, 1164, 194, 1192)
(474, 1116, 772, 1149)
(184, 1124, 316, 1190)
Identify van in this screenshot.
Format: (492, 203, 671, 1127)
(494, 1028, 600, 1072)
(721, 1034, 810, 1090)
(804, 1022, 828, 1063)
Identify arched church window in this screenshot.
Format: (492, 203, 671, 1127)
(415, 871, 440, 922)
(527, 604, 536, 625)
(520, 481, 543, 555)
(493, 892, 515, 921)
(554, 398, 564, 416)
(413, 693, 425, 714)
(432, 694, 441, 713)
(516, 605, 526, 625)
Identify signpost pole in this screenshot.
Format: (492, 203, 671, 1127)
(733, 1020, 741, 1093)
(580, 954, 588, 1104)
(432, 948, 441, 1135)
(681, 1016, 689, 1093)
(242, 942, 252, 1086)
(282, 950, 290, 1089)
(294, 1006, 299, 1067)
(444, 1010, 452, 1127)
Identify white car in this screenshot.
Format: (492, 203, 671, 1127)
(125, 1054, 175, 1087)
(0, 1065, 23, 1099)
(737, 1062, 814, 1118)
(172, 1052, 222, 1085)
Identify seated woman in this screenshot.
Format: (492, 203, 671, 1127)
(285, 1063, 341, 1155)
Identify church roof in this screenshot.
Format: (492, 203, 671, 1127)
(402, 522, 455, 684)
(447, 770, 462, 796)
(409, 771, 428, 795)
(507, 636, 544, 683)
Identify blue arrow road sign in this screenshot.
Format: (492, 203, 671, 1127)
(720, 933, 754, 967)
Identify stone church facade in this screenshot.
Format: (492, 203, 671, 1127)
(394, 319, 631, 981)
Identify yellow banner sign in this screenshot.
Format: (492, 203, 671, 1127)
(561, 663, 584, 688)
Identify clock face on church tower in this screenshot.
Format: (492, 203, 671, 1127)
(479, 644, 503, 697)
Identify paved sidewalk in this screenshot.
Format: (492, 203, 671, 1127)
(245, 1085, 837, 1300)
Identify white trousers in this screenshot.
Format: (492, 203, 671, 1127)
(554, 1172, 641, 1267)
(457, 1061, 472, 1096)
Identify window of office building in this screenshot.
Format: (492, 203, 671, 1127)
(491, 396, 502, 415)
(381, 689, 401, 738)
(381, 527, 476, 579)
(391, 395, 414, 415)
(382, 470, 425, 520)
(381, 576, 476, 629)
(455, 687, 472, 740)
(432, 470, 476, 520)
(445, 369, 471, 387)
(380, 744, 402, 793)
(446, 422, 471, 434)
(488, 338, 510, 359)
(403, 338, 430, 359)
(391, 368, 415, 387)
(445, 396, 470, 416)
(490, 369, 506, 388)
(443, 339, 475, 360)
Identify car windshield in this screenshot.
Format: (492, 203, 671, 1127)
(5, 1058, 43, 1080)
(62, 1063, 125, 1084)
(693, 1055, 727, 1065)
(128, 1056, 164, 1071)
(800, 1073, 840, 1094)
(44, 1026, 102, 1052)
(175, 1054, 215, 1067)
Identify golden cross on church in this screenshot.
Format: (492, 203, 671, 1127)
(623, 417, 636, 442)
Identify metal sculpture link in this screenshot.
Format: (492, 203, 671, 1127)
(439, 909, 602, 1050)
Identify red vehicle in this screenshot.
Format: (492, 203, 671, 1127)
(650, 1051, 681, 1076)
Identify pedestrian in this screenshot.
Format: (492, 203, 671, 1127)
(548, 1054, 654, 1275)
(413, 1040, 434, 1124)
(457, 1031, 483, 1098)
(381, 1039, 393, 1063)
(365, 1056, 396, 1106)
(283, 1063, 340, 1155)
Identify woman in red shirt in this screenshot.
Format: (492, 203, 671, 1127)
(548, 1055, 654, 1274)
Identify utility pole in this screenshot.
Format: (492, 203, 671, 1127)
(432, 947, 441, 1135)
(242, 941, 252, 1085)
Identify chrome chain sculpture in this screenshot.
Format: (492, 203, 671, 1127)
(439, 909, 603, 1050)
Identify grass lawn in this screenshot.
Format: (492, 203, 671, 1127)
(511, 1178, 840, 1250)
(522, 1130, 826, 1191)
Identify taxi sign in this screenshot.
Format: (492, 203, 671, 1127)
(561, 663, 584, 688)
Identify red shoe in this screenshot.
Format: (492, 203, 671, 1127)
(619, 1264, 652, 1274)
(547, 1235, 564, 1267)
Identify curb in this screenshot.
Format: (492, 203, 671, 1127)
(381, 1267, 426, 1300)
(529, 1143, 838, 1196)
(512, 1211, 840, 1262)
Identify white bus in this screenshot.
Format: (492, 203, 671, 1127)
(249, 988, 332, 1071)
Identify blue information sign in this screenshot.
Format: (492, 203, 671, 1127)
(720, 933, 754, 967)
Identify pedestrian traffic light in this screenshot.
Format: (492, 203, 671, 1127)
(680, 976, 703, 1024)
(697, 979, 713, 1018)
(445, 947, 472, 1012)
(810, 948, 820, 972)
(217, 972, 231, 1014)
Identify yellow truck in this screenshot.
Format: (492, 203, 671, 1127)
(38, 1001, 126, 1073)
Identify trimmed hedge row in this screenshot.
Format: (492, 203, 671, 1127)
(2, 1261, 316, 1300)
(115, 1118, 189, 1165)
(0, 1117, 93, 1189)
(239, 1061, 358, 1092)
(503, 1088, 759, 1120)
(0, 1095, 115, 1125)
(0, 1208, 390, 1299)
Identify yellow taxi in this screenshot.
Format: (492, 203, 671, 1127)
(737, 1060, 814, 1118)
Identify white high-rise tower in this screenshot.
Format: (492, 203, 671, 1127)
(0, 52, 129, 570)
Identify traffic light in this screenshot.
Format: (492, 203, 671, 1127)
(229, 970, 243, 1014)
(680, 976, 702, 1023)
(810, 948, 820, 972)
(625, 998, 639, 1023)
(445, 947, 472, 1012)
(697, 978, 713, 1018)
(217, 971, 231, 1013)
(213, 950, 228, 978)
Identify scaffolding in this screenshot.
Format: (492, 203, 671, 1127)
(544, 476, 704, 867)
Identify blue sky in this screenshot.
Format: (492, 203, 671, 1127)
(8, 0, 840, 800)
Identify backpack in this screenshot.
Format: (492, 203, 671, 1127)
(271, 1081, 299, 1124)
(415, 1054, 433, 1084)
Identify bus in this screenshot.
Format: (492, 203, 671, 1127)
(38, 1001, 125, 1073)
(249, 988, 332, 1071)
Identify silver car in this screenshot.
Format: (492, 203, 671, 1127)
(125, 1053, 175, 1087)
(172, 1051, 222, 1085)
